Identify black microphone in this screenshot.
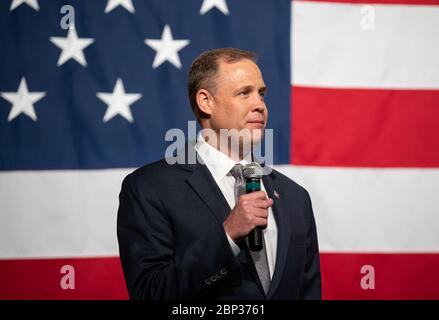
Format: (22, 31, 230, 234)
(242, 162, 264, 251)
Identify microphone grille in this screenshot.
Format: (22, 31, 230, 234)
(243, 162, 263, 179)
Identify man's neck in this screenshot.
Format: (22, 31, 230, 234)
(201, 132, 251, 163)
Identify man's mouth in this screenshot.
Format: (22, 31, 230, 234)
(247, 120, 265, 127)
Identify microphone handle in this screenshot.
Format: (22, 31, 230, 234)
(248, 227, 263, 251)
(245, 177, 263, 251)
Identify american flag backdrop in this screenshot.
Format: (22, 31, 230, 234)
(0, 0, 438, 299)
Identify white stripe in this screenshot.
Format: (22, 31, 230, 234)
(1, 167, 438, 257)
(0, 169, 133, 258)
(291, 1, 439, 89)
(275, 165, 439, 252)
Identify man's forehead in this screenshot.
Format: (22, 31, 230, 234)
(217, 58, 259, 72)
(216, 59, 263, 83)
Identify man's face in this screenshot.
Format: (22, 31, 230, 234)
(208, 58, 268, 144)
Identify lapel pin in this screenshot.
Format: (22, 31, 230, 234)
(274, 190, 280, 199)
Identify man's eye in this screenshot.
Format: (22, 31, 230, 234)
(259, 91, 266, 99)
(239, 91, 250, 96)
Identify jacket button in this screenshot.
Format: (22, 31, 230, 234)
(220, 268, 227, 275)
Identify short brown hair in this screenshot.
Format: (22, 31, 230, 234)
(187, 48, 257, 121)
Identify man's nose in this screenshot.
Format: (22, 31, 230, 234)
(250, 100, 265, 113)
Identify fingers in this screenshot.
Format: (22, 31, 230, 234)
(251, 208, 269, 218)
(240, 190, 268, 200)
(251, 198, 273, 209)
(226, 192, 271, 239)
(237, 194, 273, 209)
(253, 217, 268, 228)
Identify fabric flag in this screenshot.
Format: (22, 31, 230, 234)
(0, 0, 438, 299)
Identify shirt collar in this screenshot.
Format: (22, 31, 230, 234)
(195, 134, 252, 183)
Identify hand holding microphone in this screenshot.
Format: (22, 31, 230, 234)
(223, 162, 273, 251)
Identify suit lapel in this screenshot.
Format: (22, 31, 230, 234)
(262, 171, 292, 299)
(184, 163, 231, 223)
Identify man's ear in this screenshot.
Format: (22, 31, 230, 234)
(196, 89, 213, 116)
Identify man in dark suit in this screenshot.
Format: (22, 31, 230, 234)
(117, 48, 321, 299)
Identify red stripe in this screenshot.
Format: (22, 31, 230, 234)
(296, 0, 439, 5)
(320, 253, 439, 299)
(0, 257, 128, 300)
(291, 86, 439, 167)
(1, 254, 438, 299)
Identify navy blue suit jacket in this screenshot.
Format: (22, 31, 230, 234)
(117, 153, 321, 300)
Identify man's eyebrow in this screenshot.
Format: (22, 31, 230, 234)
(234, 85, 254, 93)
(234, 85, 266, 94)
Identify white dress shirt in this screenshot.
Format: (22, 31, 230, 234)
(194, 135, 278, 279)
